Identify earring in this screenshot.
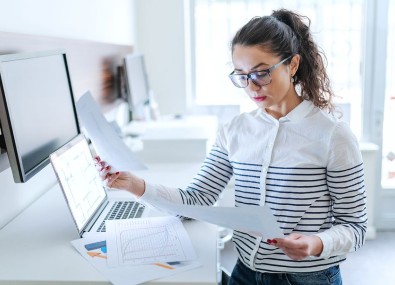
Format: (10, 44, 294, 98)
(290, 76, 295, 83)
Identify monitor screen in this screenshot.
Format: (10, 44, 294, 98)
(0, 50, 80, 183)
(123, 53, 150, 120)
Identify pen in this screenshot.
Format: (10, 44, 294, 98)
(153, 263, 175, 270)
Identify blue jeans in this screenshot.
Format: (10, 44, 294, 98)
(228, 259, 342, 285)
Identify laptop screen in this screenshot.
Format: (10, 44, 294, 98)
(50, 134, 106, 232)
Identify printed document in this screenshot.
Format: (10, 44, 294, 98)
(76, 91, 146, 171)
(151, 200, 283, 240)
(106, 216, 197, 267)
(71, 233, 200, 285)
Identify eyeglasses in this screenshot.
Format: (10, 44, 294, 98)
(229, 56, 292, 88)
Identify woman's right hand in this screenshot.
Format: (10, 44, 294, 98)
(94, 156, 146, 197)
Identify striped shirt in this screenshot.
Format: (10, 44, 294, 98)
(141, 100, 367, 273)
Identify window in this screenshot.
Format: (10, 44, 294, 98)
(382, 0, 395, 188)
(191, 0, 365, 138)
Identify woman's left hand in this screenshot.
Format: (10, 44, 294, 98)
(269, 233, 323, 261)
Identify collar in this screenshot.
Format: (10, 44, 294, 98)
(283, 100, 314, 121)
(256, 100, 315, 122)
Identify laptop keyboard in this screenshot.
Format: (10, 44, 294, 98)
(97, 201, 145, 232)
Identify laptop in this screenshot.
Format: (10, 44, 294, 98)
(50, 134, 154, 237)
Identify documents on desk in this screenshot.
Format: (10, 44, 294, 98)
(76, 91, 146, 171)
(106, 216, 197, 267)
(71, 216, 199, 285)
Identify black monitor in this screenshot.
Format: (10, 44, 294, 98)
(0, 50, 80, 183)
(122, 53, 150, 120)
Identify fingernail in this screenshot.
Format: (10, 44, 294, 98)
(267, 239, 272, 244)
(106, 166, 110, 170)
(272, 240, 277, 244)
(94, 156, 100, 161)
(115, 172, 119, 175)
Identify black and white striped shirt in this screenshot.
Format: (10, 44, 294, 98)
(142, 100, 367, 273)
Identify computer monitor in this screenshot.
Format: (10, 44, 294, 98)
(0, 50, 80, 183)
(122, 53, 150, 120)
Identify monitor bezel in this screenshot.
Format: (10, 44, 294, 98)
(0, 50, 80, 183)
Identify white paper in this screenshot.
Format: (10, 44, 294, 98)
(153, 201, 283, 240)
(76, 91, 146, 171)
(106, 216, 197, 267)
(70, 233, 201, 285)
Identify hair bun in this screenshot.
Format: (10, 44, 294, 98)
(271, 9, 291, 26)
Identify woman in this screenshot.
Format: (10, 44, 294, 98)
(98, 9, 366, 285)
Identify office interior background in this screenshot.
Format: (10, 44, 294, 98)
(0, 0, 394, 282)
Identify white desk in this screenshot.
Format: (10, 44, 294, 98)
(122, 116, 218, 163)
(0, 163, 218, 285)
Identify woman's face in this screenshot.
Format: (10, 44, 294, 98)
(231, 44, 300, 116)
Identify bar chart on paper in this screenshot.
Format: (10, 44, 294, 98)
(106, 217, 197, 267)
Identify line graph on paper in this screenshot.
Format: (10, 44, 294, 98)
(106, 217, 197, 267)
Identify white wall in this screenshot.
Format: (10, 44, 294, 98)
(0, 0, 135, 229)
(0, 0, 135, 45)
(133, 0, 188, 116)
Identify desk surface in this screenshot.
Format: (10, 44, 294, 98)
(122, 115, 219, 141)
(122, 116, 219, 164)
(0, 163, 218, 285)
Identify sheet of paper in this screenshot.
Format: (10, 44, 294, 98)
(152, 201, 283, 240)
(71, 233, 201, 285)
(106, 216, 197, 267)
(76, 91, 146, 171)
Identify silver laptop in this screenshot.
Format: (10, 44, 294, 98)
(50, 134, 151, 237)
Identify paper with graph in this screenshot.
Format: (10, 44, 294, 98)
(70, 233, 201, 285)
(106, 216, 197, 267)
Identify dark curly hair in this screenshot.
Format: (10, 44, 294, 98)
(231, 9, 335, 112)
